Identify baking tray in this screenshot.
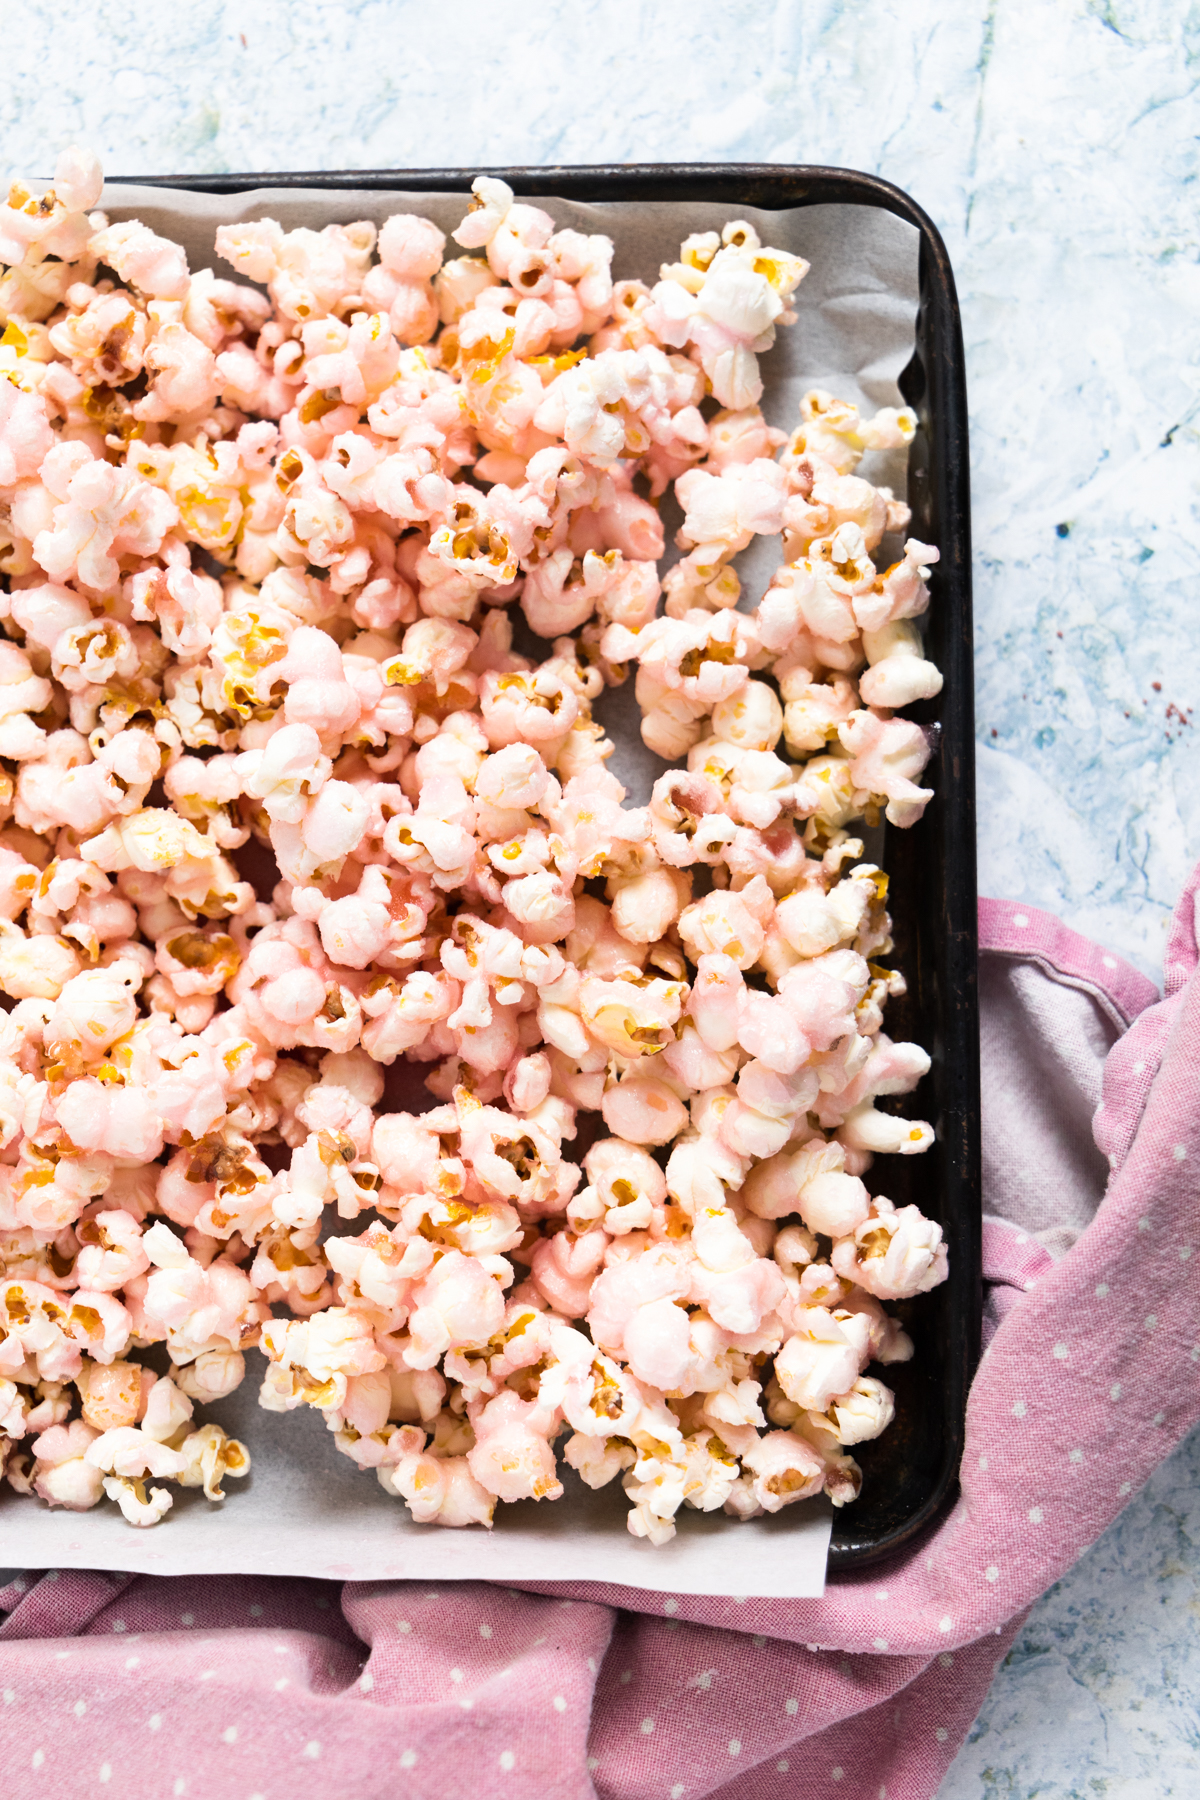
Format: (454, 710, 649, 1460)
(109, 163, 981, 1573)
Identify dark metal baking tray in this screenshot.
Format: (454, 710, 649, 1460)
(109, 164, 981, 1572)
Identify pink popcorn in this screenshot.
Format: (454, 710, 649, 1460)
(691, 1251, 785, 1337)
(30, 1418, 104, 1510)
(853, 539, 939, 635)
(0, 175, 90, 273)
(631, 606, 757, 712)
(153, 926, 240, 998)
(235, 723, 331, 825)
(587, 1241, 692, 1366)
(648, 771, 733, 867)
(835, 1099, 934, 1155)
(710, 682, 784, 757)
(85, 1423, 186, 1481)
(733, 988, 808, 1075)
(774, 865, 875, 957)
(529, 1227, 607, 1316)
(279, 625, 362, 737)
(89, 220, 191, 300)
(55, 1079, 164, 1163)
(622, 1294, 698, 1391)
(0, 923, 82, 1001)
(738, 1427, 825, 1512)
(360, 968, 458, 1064)
(838, 708, 935, 828)
(783, 389, 915, 476)
(826, 1375, 896, 1445)
(467, 1388, 563, 1502)
(451, 177, 514, 253)
(659, 1020, 739, 1094)
(383, 774, 474, 885)
(716, 1061, 820, 1161)
(370, 1110, 443, 1192)
(479, 665, 580, 754)
(275, 1306, 387, 1386)
(489, 206, 556, 291)
(45, 961, 142, 1057)
(797, 1170, 872, 1238)
(136, 321, 220, 421)
(664, 1132, 744, 1218)
(563, 1432, 634, 1495)
(63, 1289, 133, 1370)
(73, 1210, 149, 1293)
(75, 1358, 145, 1431)
(8, 578, 93, 650)
(520, 546, 608, 637)
(817, 1029, 931, 1124)
(830, 1195, 949, 1299)
(285, 779, 372, 880)
(317, 893, 392, 972)
(0, 381, 54, 488)
(54, 146, 104, 214)
(674, 458, 788, 563)
(685, 734, 791, 833)
(705, 404, 785, 470)
(50, 294, 144, 410)
(475, 740, 550, 813)
(53, 616, 140, 693)
(775, 1307, 869, 1413)
(859, 619, 944, 709)
(142, 1227, 260, 1356)
(0, 152, 945, 1543)
(742, 1136, 837, 1219)
(835, 1286, 913, 1365)
(571, 481, 665, 567)
(384, 1443, 495, 1528)
(176, 1347, 246, 1404)
(776, 948, 870, 1051)
(600, 1077, 688, 1147)
(364, 218, 445, 346)
(505, 1048, 552, 1114)
(553, 1337, 647, 1441)
(581, 1137, 667, 1235)
(645, 232, 806, 409)
(678, 877, 773, 970)
(379, 212, 446, 282)
(217, 217, 375, 324)
(33, 457, 178, 591)
(405, 1249, 508, 1369)
(622, 1424, 744, 1541)
(608, 866, 689, 945)
(457, 1096, 576, 1213)
(500, 867, 573, 946)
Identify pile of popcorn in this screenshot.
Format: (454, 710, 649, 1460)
(0, 148, 948, 1542)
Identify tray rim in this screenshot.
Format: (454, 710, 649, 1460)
(101, 161, 982, 1574)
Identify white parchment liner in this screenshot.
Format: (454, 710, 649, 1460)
(0, 184, 920, 1596)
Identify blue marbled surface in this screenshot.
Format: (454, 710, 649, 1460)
(939, 1422, 1200, 1800)
(3, 0, 1199, 1791)
(5, 0, 1197, 976)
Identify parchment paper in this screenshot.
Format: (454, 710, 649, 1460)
(0, 184, 920, 1597)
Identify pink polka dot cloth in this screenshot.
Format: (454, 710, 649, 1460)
(1, 872, 1195, 1800)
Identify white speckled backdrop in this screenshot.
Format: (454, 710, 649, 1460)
(3, 0, 1199, 1791)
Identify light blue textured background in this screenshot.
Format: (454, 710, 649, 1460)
(3, 2, 1199, 1793)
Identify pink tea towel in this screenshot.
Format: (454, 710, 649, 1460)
(1, 873, 1195, 1800)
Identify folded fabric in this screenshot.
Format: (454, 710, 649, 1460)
(1, 879, 1194, 1800)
